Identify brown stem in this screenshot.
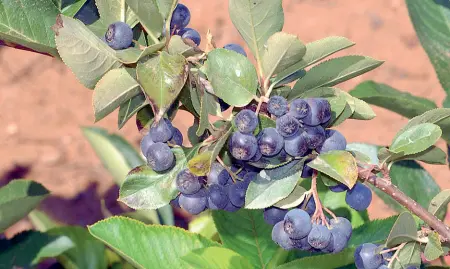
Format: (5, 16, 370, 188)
(311, 171, 330, 228)
(360, 168, 450, 241)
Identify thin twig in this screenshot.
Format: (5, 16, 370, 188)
(360, 167, 450, 241)
(311, 171, 330, 228)
(324, 207, 338, 221)
(388, 243, 406, 268)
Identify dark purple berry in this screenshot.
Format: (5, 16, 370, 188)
(105, 22, 133, 50)
(354, 243, 383, 269)
(178, 28, 201, 46)
(234, 109, 258, 134)
(346, 182, 372, 211)
(317, 129, 347, 153)
(208, 184, 228, 209)
(224, 43, 247, 57)
(264, 206, 288, 226)
(207, 162, 231, 186)
(228, 181, 248, 207)
(284, 132, 309, 157)
(289, 99, 310, 119)
(150, 118, 174, 143)
(307, 224, 331, 249)
(140, 134, 154, 156)
(146, 142, 175, 172)
(276, 114, 300, 138)
(272, 221, 295, 250)
(169, 128, 183, 146)
(170, 4, 191, 31)
(283, 209, 312, 239)
(176, 169, 201, 195)
(258, 127, 284, 157)
(303, 98, 331, 126)
(179, 188, 207, 215)
(229, 132, 258, 161)
(267, 96, 288, 117)
(303, 125, 326, 150)
(301, 159, 314, 178)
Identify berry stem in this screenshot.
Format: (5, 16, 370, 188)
(387, 242, 406, 268)
(360, 167, 450, 241)
(311, 170, 330, 228)
(323, 207, 338, 221)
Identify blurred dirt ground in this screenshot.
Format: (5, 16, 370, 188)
(2, 0, 450, 236)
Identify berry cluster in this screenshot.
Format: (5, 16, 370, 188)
(354, 243, 418, 269)
(268, 205, 352, 253)
(171, 161, 256, 215)
(170, 4, 201, 46)
(140, 118, 183, 172)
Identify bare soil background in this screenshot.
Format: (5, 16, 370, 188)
(1, 0, 449, 236)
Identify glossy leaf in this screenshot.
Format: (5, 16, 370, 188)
(168, 35, 201, 57)
(406, 0, 450, 107)
(386, 212, 418, 247)
(0, 0, 59, 56)
(137, 52, 188, 119)
(82, 127, 144, 185)
(391, 242, 421, 269)
(188, 213, 218, 240)
(289, 56, 383, 99)
(93, 68, 141, 122)
(390, 123, 441, 155)
(275, 248, 356, 269)
(48, 226, 107, 269)
(245, 160, 305, 209)
(88, 217, 219, 269)
(394, 108, 450, 143)
(429, 190, 450, 219)
(125, 0, 164, 42)
(273, 184, 307, 209)
(273, 36, 355, 87)
(350, 81, 437, 118)
(118, 93, 149, 129)
(346, 143, 380, 165)
(0, 180, 49, 232)
(0, 231, 74, 268)
(181, 247, 253, 269)
(372, 161, 441, 214)
(425, 232, 444, 261)
(188, 151, 213, 176)
(96, 0, 138, 26)
(379, 146, 447, 165)
(212, 209, 278, 269)
(262, 32, 306, 78)
(348, 216, 397, 246)
(119, 148, 187, 210)
(228, 0, 283, 64)
(308, 150, 358, 189)
(54, 15, 122, 89)
(206, 49, 258, 107)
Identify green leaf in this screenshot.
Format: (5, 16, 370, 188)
(212, 209, 278, 269)
(262, 32, 306, 78)
(0, 180, 49, 232)
(137, 52, 188, 119)
(155, 0, 177, 19)
(228, 0, 283, 65)
(93, 68, 141, 122)
(379, 146, 447, 165)
(272, 36, 355, 87)
(82, 127, 144, 185)
(188, 213, 218, 240)
(331, 102, 353, 127)
(115, 43, 166, 64)
(273, 184, 307, 209)
(168, 35, 201, 57)
(206, 49, 258, 107)
(48, 226, 107, 269)
(350, 97, 376, 120)
(181, 247, 253, 269)
(394, 108, 450, 143)
(350, 81, 437, 118)
(429, 190, 450, 219)
(54, 15, 123, 89)
(289, 56, 383, 99)
(406, 0, 450, 107)
(386, 212, 418, 247)
(62, 0, 87, 18)
(390, 123, 442, 155)
(119, 148, 187, 209)
(88, 216, 219, 269)
(125, 0, 164, 42)
(96, 0, 138, 26)
(0, 0, 59, 56)
(308, 150, 358, 188)
(197, 91, 210, 136)
(425, 232, 444, 261)
(372, 160, 441, 214)
(245, 160, 306, 209)
(275, 248, 356, 269)
(346, 143, 380, 165)
(0, 231, 74, 269)
(205, 124, 233, 165)
(348, 216, 398, 246)
(136, 106, 156, 132)
(118, 93, 149, 129)
(28, 210, 60, 232)
(391, 242, 421, 269)
(188, 151, 213, 176)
